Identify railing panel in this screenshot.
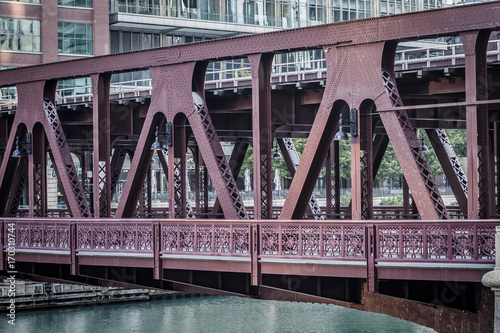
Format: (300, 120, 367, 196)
(160, 222, 250, 256)
(76, 221, 152, 252)
(3, 220, 70, 250)
(376, 222, 496, 263)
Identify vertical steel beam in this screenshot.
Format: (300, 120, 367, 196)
(495, 123, 500, 215)
(248, 53, 274, 220)
(172, 120, 187, 219)
(333, 141, 340, 218)
(351, 108, 362, 220)
(426, 129, 468, 216)
(32, 125, 46, 217)
(460, 30, 491, 219)
(325, 141, 333, 219)
(360, 103, 374, 220)
(91, 73, 112, 218)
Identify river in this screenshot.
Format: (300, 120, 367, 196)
(3, 296, 435, 332)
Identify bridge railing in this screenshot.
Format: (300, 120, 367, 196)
(76, 220, 153, 253)
(376, 221, 496, 263)
(2, 218, 495, 266)
(160, 221, 251, 256)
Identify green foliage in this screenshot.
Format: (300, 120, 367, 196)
(379, 195, 403, 206)
(237, 128, 467, 189)
(340, 193, 351, 207)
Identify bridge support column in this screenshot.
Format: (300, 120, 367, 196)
(461, 30, 491, 219)
(325, 140, 340, 219)
(249, 53, 274, 219)
(482, 226, 500, 332)
(91, 73, 112, 218)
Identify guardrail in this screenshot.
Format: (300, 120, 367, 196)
(3, 218, 495, 265)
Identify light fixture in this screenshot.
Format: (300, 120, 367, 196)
(150, 122, 172, 151)
(12, 132, 31, 158)
(417, 130, 429, 153)
(272, 140, 281, 159)
(334, 108, 357, 141)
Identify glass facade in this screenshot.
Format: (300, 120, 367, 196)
(0, 18, 41, 52)
(58, 0, 92, 7)
(110, 0, 443, 28)
(58, 21, 93, 55)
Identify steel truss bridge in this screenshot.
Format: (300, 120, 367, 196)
(0, 2, 500, 332)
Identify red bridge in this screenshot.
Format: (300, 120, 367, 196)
(1, 2, 499, 332)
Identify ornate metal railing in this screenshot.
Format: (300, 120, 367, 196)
(4, 220, 71, 251)
(3, 218, 495, 265)
(160, 222, 251, 256)
(259, 222, 366, 260)
(76, 220, 153, 252)
(376, 222, 495, 262)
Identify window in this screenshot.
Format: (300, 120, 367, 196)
(58, 0, 92, 8)
(58, 22, 93, 55)
(1, 66, 17, 101)
(0, 18, 41, 52)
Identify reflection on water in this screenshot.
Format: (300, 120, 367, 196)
(3, 296, 436, 333)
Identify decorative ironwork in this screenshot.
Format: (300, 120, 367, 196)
(196, 224, 212, 252)
(478, 226, 495, 260)
(260, 153, 270, 219)
(98, 162, 108, 217)
(478, 144, 487, 218)
(302, 226, 320, 256)
(261, 225, 279, 255)
(76, 222, 152, 252)
(344, 226, 365, 257)
(322, 226, 342, 257)
(33, 163, 43, 217)
(282, 226, 299, 255)
(451, 226, 474, 260)
(379, 226, 399, 258)
(7, 221, 70, 250)
(232, 225, 249, 254)
(402, 226, 424, 259)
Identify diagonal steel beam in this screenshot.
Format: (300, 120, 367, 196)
(379, 43, 448, 220)
(212, 141, 249, 218)
(277, 138, 323, 219)
(426, 129, 468, 216)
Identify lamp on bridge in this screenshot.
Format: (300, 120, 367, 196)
(417, 130, 429, 153)
(11, 132, 32, 158)
(272, 140, 281, 159)
(334, 108, 357, 141)
(151, 122, 172, 151)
